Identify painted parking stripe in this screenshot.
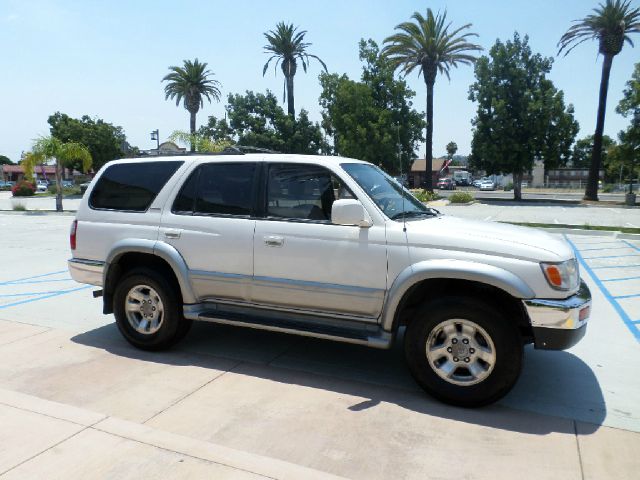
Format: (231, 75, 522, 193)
(567, 236, 640, 342)
(0, 286, 91, 310)
(622, 240, 640, 252)
(4, 278, 74, 285)
(0, 270, 67, 286)
(613, 294, 640, 300)
(579, 245, 628, 251)
(602, 276, 640, 283)
(582, 254, 640, 260)
(0, 290, 70, 298)
(591, 264, 640, 270)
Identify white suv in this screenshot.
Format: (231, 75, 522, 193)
(69, 154, 591, 406)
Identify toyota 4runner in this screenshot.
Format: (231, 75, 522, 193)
(69, 154, 591, 406)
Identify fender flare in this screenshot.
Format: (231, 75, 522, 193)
(104, 239, 197, 304)
(381, 259, 535, 331)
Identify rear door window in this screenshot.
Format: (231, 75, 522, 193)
(90, 161, 183, 212)
(172, 162, 257, 217)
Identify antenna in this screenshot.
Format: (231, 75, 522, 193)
(396, 123, 406, 232)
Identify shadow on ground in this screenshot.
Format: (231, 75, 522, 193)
(71, 320, 605, 436)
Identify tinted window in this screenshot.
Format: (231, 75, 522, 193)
(90, 161, 182, 212)
(267, 164, 351, 221)
(173, 162, 256, 216)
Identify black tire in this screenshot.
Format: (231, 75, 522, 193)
(113, 267, 192, 351)
(404, 296, 523, 407)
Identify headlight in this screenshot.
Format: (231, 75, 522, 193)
(540, 259, 579, 291)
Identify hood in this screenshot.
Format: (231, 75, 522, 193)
(404, 215, 574, 262)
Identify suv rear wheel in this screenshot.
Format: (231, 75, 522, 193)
(404, 296, 523, 407)
(113, 267, 191, 351)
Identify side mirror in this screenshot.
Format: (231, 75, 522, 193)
(331, 199, 372, 227)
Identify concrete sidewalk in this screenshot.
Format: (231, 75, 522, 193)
(0, 388, 342, 479)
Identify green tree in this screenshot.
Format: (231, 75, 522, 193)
(446, 141, 458, 160)
(613, 61, 640, 189)
(319, 39, 425, 174)
(48, 112, 127, 172)
(0, 155, 14, 165)
(263, 22, 327, 117)
(469, 34, 579, 200)
(382, 9, 482, 191)
(202, 90, 328, 154)
(162, 58, 221, 152)
(572, 135, 615, 169)
(558, 0, 640, 200)
(22, 137, 91, 211)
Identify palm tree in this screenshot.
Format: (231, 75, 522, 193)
(383, 10, 481, 192)
(263, 22, 327, 117)
(558, 0, 640, 201)
(162, 59, 221, 152)
(23, 136, 92, 212)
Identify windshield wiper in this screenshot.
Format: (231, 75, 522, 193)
(390, 210, 437, 220)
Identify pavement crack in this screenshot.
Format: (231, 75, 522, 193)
(0, 328, 50, 347)
(573, 420, 586, 480)
(141, 360, 243, 425)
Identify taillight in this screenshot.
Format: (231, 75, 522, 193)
(70, 220, 77, 250)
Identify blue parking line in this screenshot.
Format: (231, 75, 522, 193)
(591, 264, 640, 270)
(566, 236, 640, 342)
(0, 285, 91, 310)
(602, 276, 640, 282)
(613, 294, 640, 300)
(0, 290, 68, 298)
(622, 240, 640, 252)
(0, 270, 67, 286)
(582, 254, 640, 260)
(579, 245, 627, 251)
(4, 278, 73, 285)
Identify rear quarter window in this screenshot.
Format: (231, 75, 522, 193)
(89, 161, 183, 212)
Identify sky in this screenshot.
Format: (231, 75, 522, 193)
(1, 0, 639, 163)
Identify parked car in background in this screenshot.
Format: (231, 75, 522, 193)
(479, 180, 496, 191)
(437, 178, 456, 190)
(61, 180, 74, 188)
(80, 181, 91, 194)
(472, 179, 482, 188)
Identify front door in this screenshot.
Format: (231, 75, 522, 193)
(252, 163, 387, 320)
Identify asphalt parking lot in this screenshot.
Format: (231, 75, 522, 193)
(0, 212, 639, 479)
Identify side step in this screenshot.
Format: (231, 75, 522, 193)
(184, 303, 393, 349)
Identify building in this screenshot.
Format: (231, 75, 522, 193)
(409, 158, 449, 188)
(2, 165, 80, 183)
(142, 141, 187, 156)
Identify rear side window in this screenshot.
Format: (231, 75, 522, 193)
(90, 161, 183, 212)
(172, 162, 257, 216)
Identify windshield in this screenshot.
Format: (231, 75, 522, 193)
(341, 163, 436, 221)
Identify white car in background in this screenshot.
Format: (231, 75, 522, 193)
(479, 180, 496, 191)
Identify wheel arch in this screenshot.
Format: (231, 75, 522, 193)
(382, 260, 535, 335)
(102, 240, 196, 314)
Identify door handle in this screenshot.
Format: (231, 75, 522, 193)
(264, 235, 284, 247)
(164, 229, 182, 239)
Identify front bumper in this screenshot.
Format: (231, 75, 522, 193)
(523, 280, 591, 350)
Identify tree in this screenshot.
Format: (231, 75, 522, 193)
(0, 155, 14, 165)
(162, 59, 221, 151)
(446, 141, 458, 160)
(319, 39, 425, 174)
(22, 137, 91, 211)
(558, 0, 640, 200)
(263, 22, 327, 117)
(613, 61, 640, 189)
(382, 9, 482, 191)
(469, 34, 579, 200)
(572, 135, 615, 169)
(201, 90, 328, 154)
(48, 112, 127, 172)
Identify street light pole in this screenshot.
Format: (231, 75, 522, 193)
(150, 129, 160, 153)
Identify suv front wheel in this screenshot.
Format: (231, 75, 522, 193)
(113, 267, 191, 351)
(404, 296, 523, 407)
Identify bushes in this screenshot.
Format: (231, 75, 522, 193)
(412, 190, 441, 202)
(11, 180, 35, 197)
(448, 191, 475, 204)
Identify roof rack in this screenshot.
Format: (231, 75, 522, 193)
(222, 145, 280, 154)
(133, 145, 280, 158)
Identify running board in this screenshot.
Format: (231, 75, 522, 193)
(183, 303, 392, 349)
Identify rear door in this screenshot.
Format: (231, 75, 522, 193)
(160, 161, 258, 303)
